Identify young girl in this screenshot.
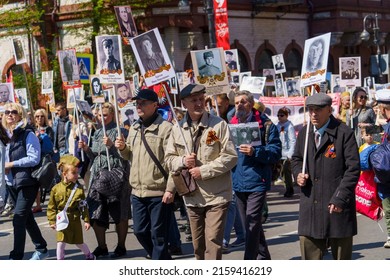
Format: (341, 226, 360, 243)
(47, 155, 95, 260)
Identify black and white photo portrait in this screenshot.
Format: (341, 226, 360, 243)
(306, 39, 324, 72)
(197, 50, 222, 77)
(364, 76, 374, 90)
(15, 88, 28, 109)
(115, 6, 138, 41)
(339, 56, 361, 87)
(286, 80, 300, 97)
(272, 54, 286, 74)
(274, 78, 285, 97)
(12, 38, 27, 65)
(58, 49, 80, 84)
(41, 70, 53, 94)
(136, 32, 165, 72)
(224, 49, 239, 72)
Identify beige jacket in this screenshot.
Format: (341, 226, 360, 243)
(165, 111, 238, 207)
(119, 114, 172, 198)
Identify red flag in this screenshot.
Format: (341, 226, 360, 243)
(214, 0, 230, 50)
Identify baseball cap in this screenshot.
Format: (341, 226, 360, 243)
(132, 89, 158, 102)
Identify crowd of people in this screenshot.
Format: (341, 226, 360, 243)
(0, 75, 390, 261)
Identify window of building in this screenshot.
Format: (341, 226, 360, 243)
(285, 49, 302, 77)
(256, 49, 273, 74)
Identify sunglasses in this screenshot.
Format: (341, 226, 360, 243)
(4, 110, 18, 115)
(359, 95, 368, 100)
(277, 114, 285, 117)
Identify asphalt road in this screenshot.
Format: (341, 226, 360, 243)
(0, 184, 388, 260)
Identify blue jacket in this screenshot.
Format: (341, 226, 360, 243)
(231, 109, 282, 192)
(52, 116, 72, 154)
(376, 122, 390, 199)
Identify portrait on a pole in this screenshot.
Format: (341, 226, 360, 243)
(130, 28, 175, 87)
(96, 35, 125, 84)
(0, 83, 15, 112)
(224, 49, 240, 72)
(12, 38, 27, 65)
(300, 32, 331, 87)
(114, 6, 138, 45)
(41, 70, 53, 94)
(272, 54, 286, 74)
(339, 57, 361, 88)
(58, 49, 81, 88)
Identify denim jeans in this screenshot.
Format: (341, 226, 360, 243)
(132, 195, 172, 260)
(6, 184, 47, 260)
(223, 192, 245, 246)
(236, 191, 271, 260)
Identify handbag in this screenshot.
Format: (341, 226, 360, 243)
(94, 167, 126, 197)
(31, 154, 57, 190)
(171, 167, 198, 196)
(56, 184, 78, 231)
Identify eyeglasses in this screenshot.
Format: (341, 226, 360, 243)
(359, 95, 368, 100)
(4, 110, 18, 115)
(136, 101, 154, 107)
(277, 114, 285, 117)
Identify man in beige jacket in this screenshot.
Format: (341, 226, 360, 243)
(115, 89, 174, 259)
(165, 84, 238, 260)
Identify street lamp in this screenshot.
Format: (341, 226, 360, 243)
(178, 0, 190, 11)
(204, 0, 216, 48)
(360, 13, 383, 82)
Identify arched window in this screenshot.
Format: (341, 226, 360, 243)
(285, 49, 302, 77)
(257, 50, 274, 74)
(237, 49, 249, 72)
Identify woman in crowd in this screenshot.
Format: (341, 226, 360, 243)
(346, 87, 376, 147)
(32, 109, 54, 213)
(78, 102, 130, 259)
(3, 103, 48, 260)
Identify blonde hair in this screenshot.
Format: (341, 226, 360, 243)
(34, 109, 49, 128)
(1, 103, 27, 131)
(59, 162, 78, 176)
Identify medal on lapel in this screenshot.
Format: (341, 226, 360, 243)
(325, 144, 336, 158)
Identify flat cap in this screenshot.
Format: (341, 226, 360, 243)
(306, 93, 332, 107)
(132, 88, 158, 102)
(203, 51, 214, 59)
(102, 38, 113, 46)
(60, 155, 80, 167)
(376, 89, 390, 104)
(180, 84, 206, 99)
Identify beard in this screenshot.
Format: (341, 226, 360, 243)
(235, 109, 247, 121)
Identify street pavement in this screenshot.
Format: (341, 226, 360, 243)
(0, 184, 389, 260)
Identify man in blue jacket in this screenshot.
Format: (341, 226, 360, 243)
(53, 103, 72, 158)
(230, 90, 281, 260)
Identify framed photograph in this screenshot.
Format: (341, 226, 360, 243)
(90, 75, 104, 104)
(11, 38, 27, 65)
(57, 49, 81, 87)
(132, 72, 140, 93)
(130, 28, 176, 87)
(224, 49, 240, 72)
(285, 79, 300, 97)
(46, 91, 56, 112)
(114, 6, 138, 45)
(262, 69, 274, 86)
(15, 88, 28, 109)
(0, 83, 15, 112)
(177, 71, 191, 93)
(77, 53, 93, 84)
(228, 122, 262, 147)
(67, 86, 84, 109)
(103, 85, 115, 103)
(273, 78, 286, 97)
(120, 104, 138, 130)
(272, 54, 286, 74)
(41, 71, 53, 94)
(339, 57, 361, 88)
(191, 47, 229, 95)
(115, 81, 133, 108)
(76, 100, 93, 120)
(170, 76, 178, 94)
(301, 32, 331, 88)
(331, 74, 345, 93)
(96, 35, 125, 84)
(364, 76, 375, 90)
(239, 76, 266, 95)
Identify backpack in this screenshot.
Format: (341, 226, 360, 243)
(359, 144, 378, 171)
(370, 143, 390, 184)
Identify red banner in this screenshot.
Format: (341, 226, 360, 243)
(214, 0, 230, 50)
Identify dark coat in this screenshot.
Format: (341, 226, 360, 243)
(291, 115, 360, 239)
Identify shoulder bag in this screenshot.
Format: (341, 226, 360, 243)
(56, 184, 78, 231)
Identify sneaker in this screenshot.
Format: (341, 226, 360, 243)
(230, 239, 245, 247)
(1, 205, 14, 217)
(92, 246, 109, 258)
(384, 240, 390, 248)
(85, 253, 96, 260)
(274, 178, 284, 186)
(30, 250, 49, 260)
(111, 245, 126, 259)
(222, 243, 229, 254)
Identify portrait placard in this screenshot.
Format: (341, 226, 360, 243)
(228, 122, 261, 147)
(0, 83, 15, 112)
(96, 35, 125, 84)
(67, 86, 84, 109)
(130, 28, 176, 87)
(76, 100, 93, 120)
(331, 74, 345, 93)
(41, 71, 53, 94)
(191, 47, 229, 95)
(263, 69, 274, 86)
(177, 72, 192, 92)
(114, 6, 138, 45)
(239, 76, 265, 95)
(224, 49, 240, 72)
(90, 75, 104, 104)
(300, 33, 331, 88)
(57, 49, 81, 88)
(15, 88, 28, 109)
(120, 104, 138, 130)
(285, 79, 301, 97)
(339, 57, 361, 88)
(115, 81, 133, 108)
(272, 54, 286, 74)
(11, 38, 27, 65)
